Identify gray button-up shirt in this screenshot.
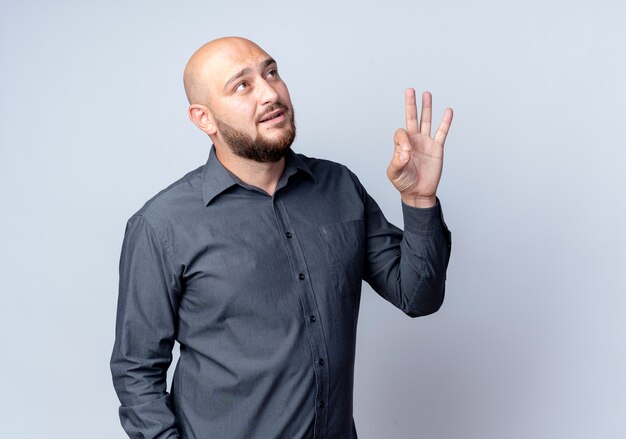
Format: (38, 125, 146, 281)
(110, 147, 451, 439)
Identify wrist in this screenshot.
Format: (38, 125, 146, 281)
(401, 194, 437, 208)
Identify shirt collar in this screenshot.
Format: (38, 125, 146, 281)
(283, 147, 316, 183)
(202, 145, 315, 206)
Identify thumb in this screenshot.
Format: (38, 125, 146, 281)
(387, 128, 411, 181)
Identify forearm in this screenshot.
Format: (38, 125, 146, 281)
(110, 300, 181, 438)
(396, 200, 451, 316)
(111, 363, 180, 438)
(365, 198, 451, 317)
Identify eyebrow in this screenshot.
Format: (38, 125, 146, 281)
(223, 58, 277, 91)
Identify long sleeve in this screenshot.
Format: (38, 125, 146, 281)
(110, 215, 182, 438)
(362, 189, 452, 317)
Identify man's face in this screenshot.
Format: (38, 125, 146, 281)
(203, 41, 296, 162)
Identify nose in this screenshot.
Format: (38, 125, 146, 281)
(256, 78, 279, 105)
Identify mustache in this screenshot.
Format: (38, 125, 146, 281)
(257, 103, 290, 122)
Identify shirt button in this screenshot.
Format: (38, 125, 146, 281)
(309, 315, 316, 323)
(285, 232, 292, 238)
(298, 273, 305, 280)
(318, 358, 325, 366)
(318, 400, 325, 408)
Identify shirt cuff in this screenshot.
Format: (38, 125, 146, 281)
(401, 198, 446, 234)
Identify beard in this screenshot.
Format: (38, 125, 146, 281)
(215, 106, 296, 163)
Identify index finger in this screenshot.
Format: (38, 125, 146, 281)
(405, 88, 419, 135)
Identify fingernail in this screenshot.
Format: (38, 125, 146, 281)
(402, 143, 410, 151)
(400, 152, 409, 161)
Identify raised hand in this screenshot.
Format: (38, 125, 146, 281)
(387, 89, 453, 208)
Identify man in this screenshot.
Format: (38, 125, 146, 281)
(111, 36, 452, 439)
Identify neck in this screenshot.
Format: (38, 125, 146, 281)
(214, 145, 286, 196)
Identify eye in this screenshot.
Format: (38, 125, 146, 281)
(235, 81, 248, 92)
(266, 69, 279, 79)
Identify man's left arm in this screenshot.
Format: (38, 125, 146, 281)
(362, 89, 453, 316)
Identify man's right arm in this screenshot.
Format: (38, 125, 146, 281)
(110, 214, 182, 438)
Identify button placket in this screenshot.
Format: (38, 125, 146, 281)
(272, 197, 329, 437)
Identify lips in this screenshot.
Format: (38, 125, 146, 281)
(258, 103, 290, 124)
(259, 109, 285, 123)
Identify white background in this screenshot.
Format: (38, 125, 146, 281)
(1, 1, 625, 438)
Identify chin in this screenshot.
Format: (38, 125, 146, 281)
(218, 115, 296, 163)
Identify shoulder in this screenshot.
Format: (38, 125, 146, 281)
(127, 165, 205, 227)
(295, 152, 348, 172)
(295, 152, 361, 182)
(295, 152, 365, 195)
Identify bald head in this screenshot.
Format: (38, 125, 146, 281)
(184, 36, 295, 163)
(183, 37, 270, 105)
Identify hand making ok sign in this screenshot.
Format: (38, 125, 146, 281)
(387, 89, 453, 208)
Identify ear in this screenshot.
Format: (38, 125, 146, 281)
(188, 104, 217, 135)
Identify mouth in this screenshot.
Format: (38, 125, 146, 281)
(258, 108, 287, 125)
